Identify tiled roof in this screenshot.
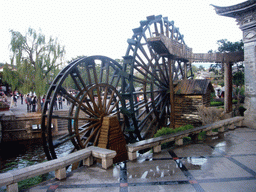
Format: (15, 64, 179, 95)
(174, 79, 214, 95)
(212, 0, 256, 17)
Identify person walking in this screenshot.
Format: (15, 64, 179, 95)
(53, 97, 58, 110)
(58, 95, 63, 109)
(13, 93, 17, 107)
(20, 93, 23, 104)
(26, 94, 31, 112)
(10, 94, 14, 108)
(31, 96, 37, 112)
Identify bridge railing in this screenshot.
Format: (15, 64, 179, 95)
(0, 146, 116, 192)
(127, 116, 244, 160)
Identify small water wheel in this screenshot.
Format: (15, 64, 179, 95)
(41, 15, 193, 160)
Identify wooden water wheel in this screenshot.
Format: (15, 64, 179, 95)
(41, 15, 193, 160)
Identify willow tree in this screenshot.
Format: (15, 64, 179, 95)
(4, 28, 65, 111)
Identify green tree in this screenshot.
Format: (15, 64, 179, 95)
(217, 39, 243, 53)
(198, 65, 205, 71)
(3, 28, 65, 111)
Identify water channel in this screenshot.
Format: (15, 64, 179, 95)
(0, 139, 74, 190)
(0, 139, 74, 172)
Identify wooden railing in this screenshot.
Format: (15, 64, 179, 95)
(127, 116, 244, 160)
(0, 146, 116, 192)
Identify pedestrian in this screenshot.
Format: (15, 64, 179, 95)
(10, 94, 14, 108)
(26, 94, 31, 112)
(41, 95, 45, 108)
(58, 95, 63, 109)
(54, 97, 58, 110)
(13, 93, 17, 107)
(31, 96, 37, 112)
(20, 93, 23, 104)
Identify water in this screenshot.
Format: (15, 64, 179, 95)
(0, 139, 74, 173)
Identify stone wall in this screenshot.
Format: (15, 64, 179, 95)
(241, 18, 256, 129)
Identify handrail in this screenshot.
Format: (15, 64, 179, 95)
(0, 146, 116, 192)
(127, 116, 244, 160)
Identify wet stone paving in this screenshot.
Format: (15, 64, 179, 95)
(24, 127, 256, 192)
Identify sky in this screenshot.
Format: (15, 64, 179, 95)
(0, 0, 244, 67)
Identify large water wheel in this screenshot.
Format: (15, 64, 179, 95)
(41, 15, 193, 160)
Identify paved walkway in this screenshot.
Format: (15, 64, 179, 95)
(23, 127, 256, 192)
(1, 97, 69, 116)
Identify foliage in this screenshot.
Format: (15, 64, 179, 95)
(197, 106, 224, 125)
(218, 81, 224, 87)
(2, 64, 21, 92)
(18, 175, 44, 190)
(198, 65, 205, 71)
(210, 101, 224, 106)
(209, 39, 244, 81)
(3, 28, 65, 110)
(209, 63, 223, 75)
(233, 71, 244, 87)
(154, 124, 194, 138)
(198, 131, 206, 141)
(153, 125, 194, 148)
(210, 92, 216, 101)
(217, 39, 244, 53)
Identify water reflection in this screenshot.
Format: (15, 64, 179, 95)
(0, 139, 74, 172)
(127, 163, 179, 179)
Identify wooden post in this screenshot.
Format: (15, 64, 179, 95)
(168, 57, 175, 128)
(184, 62, 187, 80)
(224, 62, 233, 113)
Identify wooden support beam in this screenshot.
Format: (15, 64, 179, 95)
(168, 57, 175, 128)
(192, 52, 243, 63)
(224, 62, 233, 113)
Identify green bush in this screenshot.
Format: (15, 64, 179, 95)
(153, 125, 194, 148)
(198, 131, 206, 140)
(18, 176, 44, 190)
(154, 124, 194, 138)
(210, 101, 224, 106)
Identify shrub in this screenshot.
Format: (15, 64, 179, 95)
(153, 125, 194, 149)
(154, 124, 194, 138)
(197, 106, 224, 125)
(210, 101, 224, 106)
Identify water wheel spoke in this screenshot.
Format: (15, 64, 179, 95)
(87, 89, 101, 115)
(78, 121, 101, 136)
(82, 124, 101, 147)
(102, 86, 109, 112)
(105, 90, 116, 113)
(93, 127, 101, 146)
(108, 98, 120, 114)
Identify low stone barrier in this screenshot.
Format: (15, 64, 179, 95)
(127, 116, 244, 160)
(0, 146, 116, 192)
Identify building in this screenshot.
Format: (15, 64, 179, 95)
(174, 79, 214, 128)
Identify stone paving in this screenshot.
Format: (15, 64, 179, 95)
(21, 127, 256, 192)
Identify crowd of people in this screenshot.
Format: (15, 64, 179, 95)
(8, 92, 66, 113)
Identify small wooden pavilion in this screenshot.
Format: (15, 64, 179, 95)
(173, 79, 214, 128)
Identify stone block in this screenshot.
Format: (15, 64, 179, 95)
(101, 158, 113, 169)
(0, 172, 13, 186)
(175, 138, 183, 146)
(55, 168, 66, 180)
(153, 145, 161, 153)
(206, 130, 213, 136)
(83, 156, 94, 166)
(228, 124, 235, 130)
(218, 127, 225, 133)
(6, 183, 18, 192)
(128, 151, 137, 161)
